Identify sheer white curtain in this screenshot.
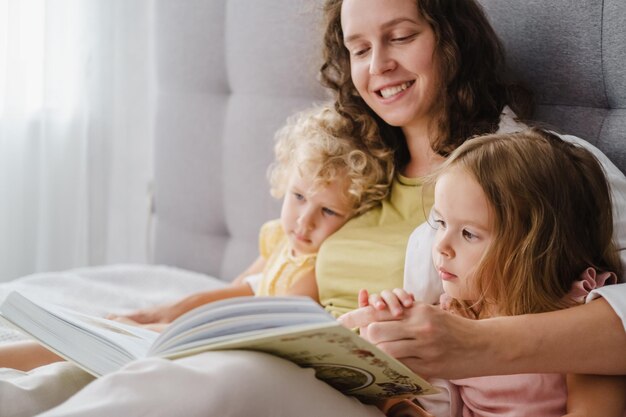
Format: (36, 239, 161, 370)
(0, 0, 154, 281)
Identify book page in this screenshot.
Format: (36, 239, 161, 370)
(0, 292, 158, 375)
(153, 296, 331, 351)
(152, 312, 331, 354)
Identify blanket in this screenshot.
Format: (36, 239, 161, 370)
(0, 264, 225, 417)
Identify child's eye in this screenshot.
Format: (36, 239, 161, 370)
(433, 219, 446, 229)
(322, 207, 338, 216)
(462, 229, 478, 240)
(293, 193, 304, 201)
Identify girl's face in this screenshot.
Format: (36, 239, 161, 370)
(280, 168, 353, 256)
(431, 166, 494, 301)
(341, 0, 439, 132)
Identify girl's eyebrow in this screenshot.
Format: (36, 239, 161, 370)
(343, 17, 419, 44)
(430, 207, 490, 232)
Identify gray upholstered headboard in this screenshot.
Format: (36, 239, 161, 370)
(152, 0, 626, 281)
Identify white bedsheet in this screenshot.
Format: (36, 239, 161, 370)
(0, 264, 226, 416)
(0, 263, 225, 343)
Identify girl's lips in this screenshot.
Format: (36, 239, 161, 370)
(438, 268, 457, 281)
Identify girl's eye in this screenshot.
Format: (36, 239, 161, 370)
(433, 219, 445, 229)
(462, 229, 478, 240)
(294, 193, 304, 201)
(322, 207, 338, 217)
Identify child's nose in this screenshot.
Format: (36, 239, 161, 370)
(297, 210, 315, 230)
(435, 236, 454, 258)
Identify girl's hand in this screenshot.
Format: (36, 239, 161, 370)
(340, 288, 414, 342)
(366, 288, 415, 317)
(384, 399, 434, 417)
(107, 302, 180, 325)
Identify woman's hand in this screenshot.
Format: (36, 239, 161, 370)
(340, 301, 487, 379)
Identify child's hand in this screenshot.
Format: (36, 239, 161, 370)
(109, 316, 169, 333)
(363, 288, 415, 317)
(339, 288, 415, 342)
(107, 302, 179, 325)
(384, 398, 434, 417)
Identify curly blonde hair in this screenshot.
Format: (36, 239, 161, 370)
(269, 104, 394, 215)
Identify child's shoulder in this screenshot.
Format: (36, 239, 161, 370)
(259, 219, 286, 257)
(260, 219, 283, 237)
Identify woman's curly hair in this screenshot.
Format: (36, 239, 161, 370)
(320, 0, 534, 168)
(269, 104, 394, 215)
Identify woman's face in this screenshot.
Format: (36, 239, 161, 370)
(341, 0, 439, 131)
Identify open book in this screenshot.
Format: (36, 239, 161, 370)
(0, 291, 435, 400)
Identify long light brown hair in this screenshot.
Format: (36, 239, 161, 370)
(320, 0, 533, 170)
(435, 129, 620, 317)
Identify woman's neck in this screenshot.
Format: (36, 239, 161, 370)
(401, 124, 445, 178)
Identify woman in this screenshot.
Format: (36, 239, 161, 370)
(38, 0, 626, 415)
(315, 0, 535, 316)
(330, 0, 626, 381)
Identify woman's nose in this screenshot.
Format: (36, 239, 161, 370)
(369, 46, 396, 75)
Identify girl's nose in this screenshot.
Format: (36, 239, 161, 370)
(435, 236, 454, 258)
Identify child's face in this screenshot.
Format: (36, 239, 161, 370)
(280, 169, 353, 256)
(431, 166, 494, 301)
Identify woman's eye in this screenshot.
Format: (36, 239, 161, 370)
(391, 33, 416, 43)
(352, 47, 369, 57)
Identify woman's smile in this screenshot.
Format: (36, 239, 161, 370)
(376, 80, 415, 99)
(342, 0, 439, 130)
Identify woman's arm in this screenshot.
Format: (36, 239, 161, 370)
(564, 374, 626, 417)
(340, 297, 626, 379)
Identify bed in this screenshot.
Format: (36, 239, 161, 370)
(1, 0, 625, 415)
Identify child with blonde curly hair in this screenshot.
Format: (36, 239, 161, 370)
(0, 104, 394, 372)
(120, 104, 393, 324)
